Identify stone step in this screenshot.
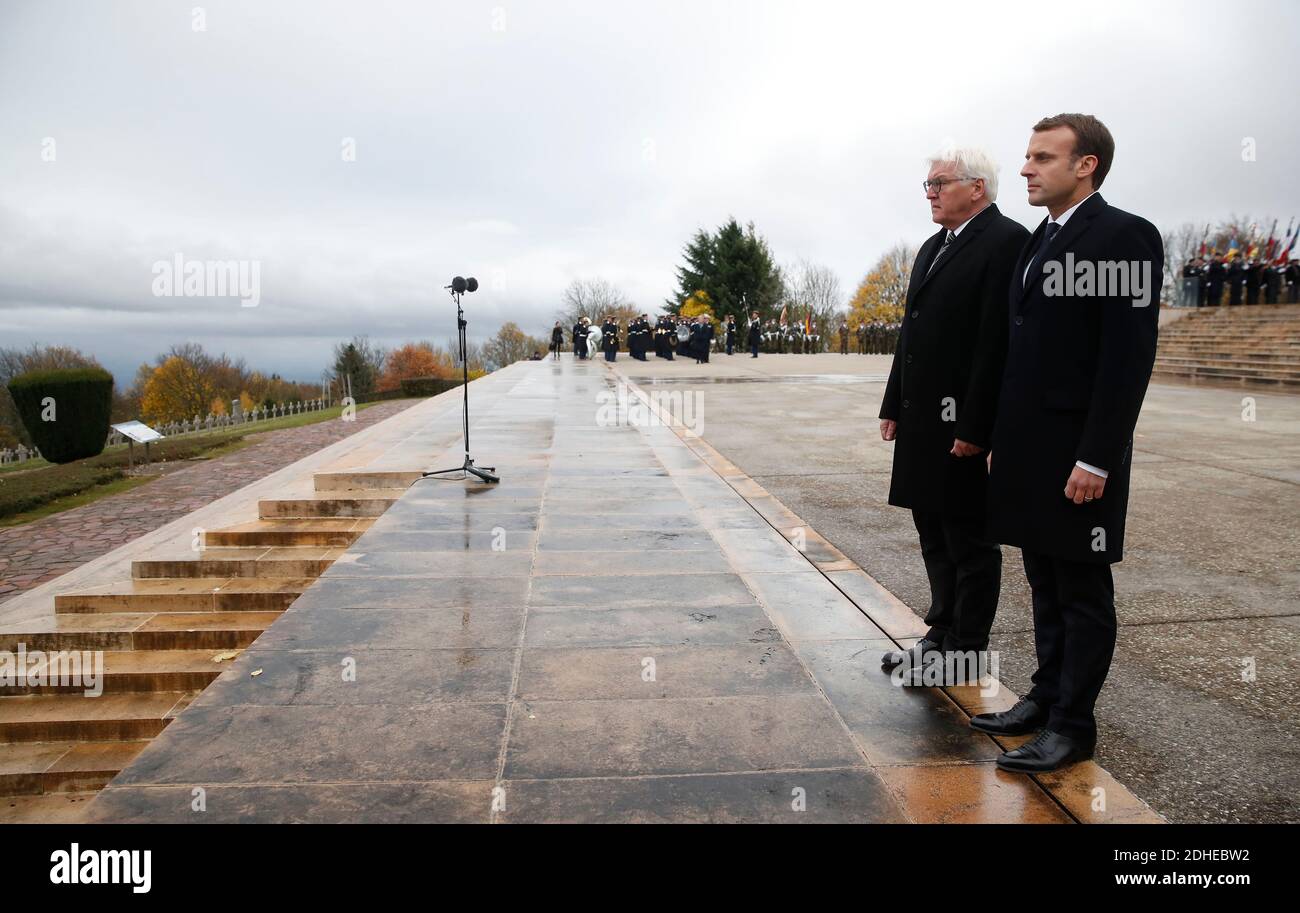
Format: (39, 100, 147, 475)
(1153, 358, 1300, 376)
(204, 519, 371, 547)
(133, 547, 342, 580)
(55, 578, 311, 615)
(0, 741, 150, 797)
(1152, 369, 1300, 389)
(1, 650, 224, 695)
(0, 692, 194, 743)
(0, 611, 282, 653)
(258, 489, 405, 519)
(1158, 345, 1299, 356)
(313, 471, 422, 492)
(0, 790, 100, 824)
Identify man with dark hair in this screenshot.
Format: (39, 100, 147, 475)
(977, 113, 1163, 773)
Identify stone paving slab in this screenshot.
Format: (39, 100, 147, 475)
(85, 356, 1161, 823)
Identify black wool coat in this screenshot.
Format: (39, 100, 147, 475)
(880, 203, 1029, 517)
(987, 193, 1162, 563)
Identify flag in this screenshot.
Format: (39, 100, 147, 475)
(804, 313, 812, 335)
(778, 304, 788, 326)
(1278, 221, 1298, 264)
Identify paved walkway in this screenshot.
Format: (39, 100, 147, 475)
(0, 400, 419, 605)
(608, 352, 1300, 824)
(86, 357, 1159, 823)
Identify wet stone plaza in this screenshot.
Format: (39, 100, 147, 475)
(18, 355, 1176, 824)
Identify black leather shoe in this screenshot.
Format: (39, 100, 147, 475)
(969, 697, 1048, 735)
(996, 729, 1094, 773)
(881, 638, 941, 670)
(896, 650, 985, 687)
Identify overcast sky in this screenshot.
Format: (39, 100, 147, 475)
(2, 0, 1298, 384)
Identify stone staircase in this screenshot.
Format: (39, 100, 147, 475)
(0, 471, 418, 822)
(1154, 304, 1300, 390)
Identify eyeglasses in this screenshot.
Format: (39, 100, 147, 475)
(923, 176, 977, 194)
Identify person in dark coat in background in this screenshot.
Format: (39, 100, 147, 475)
(1206, 255, 1225, 306)
(657, 315, 676, 360)
(1245, 259, 1262, 305)
(550, 321, 564, 360)
(628, 314, 647, 361)
(747, 311, 762, 358)
(977, 113, 1162, 774)
(725, 315, 737, 355)
(601, 316, 618, 362)
(1265, 262, 1284, 303)
(690, 316, 713, 364)
(879, 142, 1029, 686)
(1226, 258, 1244, 306)
(572, 318, 589, 359)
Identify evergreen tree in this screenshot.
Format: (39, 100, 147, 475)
(667, 218, 783, 326)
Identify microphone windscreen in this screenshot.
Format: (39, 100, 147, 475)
(466, 277, 479, 292)
(452, 276, 467, 294)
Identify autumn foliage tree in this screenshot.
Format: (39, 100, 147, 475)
(140, 355, 218, 423)
(481, 322, 549, 370)
(679, 290, 718, 330)
(376, 342, 454, 392)
(847, 243, 917, 326)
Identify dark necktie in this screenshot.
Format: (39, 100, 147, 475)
(925, 230, 956, 278)
(1024, 221, 1062, 286)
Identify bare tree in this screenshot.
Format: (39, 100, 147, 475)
(1161, 222, 1200, 305)
(557, 278, 635, 326)
(782, 260, 845, 351)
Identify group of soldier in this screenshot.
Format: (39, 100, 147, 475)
(565, 313, 719, 364)
(558, 313, 901, 362)
(1181, 256, 1300, 307)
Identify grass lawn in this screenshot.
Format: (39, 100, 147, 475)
(0, 400, 398, 525)
(0, 401, 390, 475)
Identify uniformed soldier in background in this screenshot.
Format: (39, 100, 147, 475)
(676, 318, 692, 358)
(1182, 258, 1205, 307)
(1288, 260, 1300, 303)
(655, 315, 675, 359)
(601, 316, 619, 362)
(725, 315, 737, 355)
(1265, 261, 1284, 304)
(1207, 256, 1226, 306)
(748, 311, 762, 358)
(839, 321, 849, 354)
(1227, 258, 1244, 306)
(1245, 259, 1262, 305)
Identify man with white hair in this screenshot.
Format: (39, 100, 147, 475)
(878, 143, 1030, 684)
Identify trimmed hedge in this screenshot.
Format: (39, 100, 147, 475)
(399, 377, 463, 397)
(7, 367, 114, 464)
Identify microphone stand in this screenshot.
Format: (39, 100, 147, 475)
(423, 286, 499, 484)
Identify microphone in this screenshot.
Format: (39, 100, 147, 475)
(445, 277, 479, 294)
